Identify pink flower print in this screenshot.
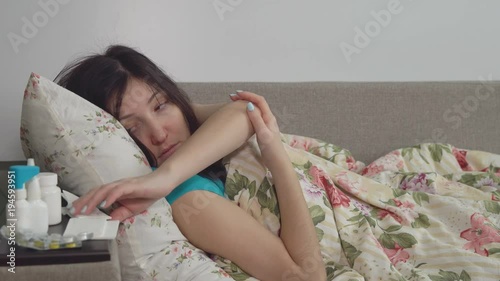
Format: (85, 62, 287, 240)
(289, 137, 318, 152)
(378, 199, 417, 225)
(363, 150, 403, 176)
(309, 166, 351, 207)
(383, 243, 410, 266)
(335, 171, 363, 195)
(185, 249, 193, 258)
(492, 193, 500, 201)
(378, 209, 403, 224)
(452, 148, 473, 171)
(309, 165, 333, 189)
(325, 184, 350, 208)
(394, 198, 414, 209)
(24, 89, 29, 99)
(362, 164, 385, 177)
(218, 268, 230, 278)
(172, 245, 180, 254)
(460, 213, 500, 256)
(400, 173, 436, 194)
(394, 199, 418, 225)
(345, 155, 361, 172)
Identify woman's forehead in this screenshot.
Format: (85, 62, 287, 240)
(120, 80, 168, 115)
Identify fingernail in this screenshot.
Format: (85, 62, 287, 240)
(229, 93, 237, 97)
(99, 200, 106, 208)
(247, 102, 255, 112)
(236, 90, 243, 93)
(81, 205, 88, 213)
(70, 207, 75, 214)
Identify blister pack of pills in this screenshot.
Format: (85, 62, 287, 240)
(0, 225, 92, 250)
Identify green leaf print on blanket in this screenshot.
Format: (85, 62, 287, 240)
(429, 269, 471, 281)
(218, 137, 500, 280)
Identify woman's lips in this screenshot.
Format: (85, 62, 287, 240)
(159, 143, 179, 161)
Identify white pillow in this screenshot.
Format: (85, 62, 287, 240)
(21, 73, 152, 196)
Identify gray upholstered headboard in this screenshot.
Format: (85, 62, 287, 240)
(179, 81, 500, 164)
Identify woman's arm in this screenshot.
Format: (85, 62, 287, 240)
(192, 102, 227, 124)
(172, 99, 325, 281)
(72, 98, 259, 217)
(150, 99, 257, 195)
(172, 191, 323, 281)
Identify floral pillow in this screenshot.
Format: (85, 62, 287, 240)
(21, 73, 152, 195)
(20, 73, 231, 281)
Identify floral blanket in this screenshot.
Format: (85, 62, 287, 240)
(214, 134, 500, 281)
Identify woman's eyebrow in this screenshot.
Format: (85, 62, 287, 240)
(119, 91, 161, 121)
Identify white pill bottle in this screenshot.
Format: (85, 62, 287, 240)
(38, 172, 62, 225)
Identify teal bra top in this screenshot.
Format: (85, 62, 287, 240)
(151, 167, 225, 204)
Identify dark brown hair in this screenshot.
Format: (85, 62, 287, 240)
(55, 45, 226, 183)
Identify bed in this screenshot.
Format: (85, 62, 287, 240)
(3, 74, 499, 280)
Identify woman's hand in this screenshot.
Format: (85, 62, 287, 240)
(230, 91, 326, 280)
(109, 198, 158, 222)
(231, 91, 286, 171)
(70, 172, 166, 219)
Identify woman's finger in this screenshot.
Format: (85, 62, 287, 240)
(76, 180, 121, 215)
(247, 102, 275, 146)
(71, 186, 102, 215)
(231, 91, 271, 117)
(229, 93, 241, 101)
(236, 91, 273, 122)
(110, 205, 134, 222)
(82, 185, 115, 214)
(246, 102, 266, 128)
(89, 179, 137, 213)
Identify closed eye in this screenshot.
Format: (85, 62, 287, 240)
(126, 123, 141, 134)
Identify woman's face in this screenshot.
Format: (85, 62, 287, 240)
(116, 78, 191, 166)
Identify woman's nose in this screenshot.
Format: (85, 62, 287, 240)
(150, 122, 167, 145)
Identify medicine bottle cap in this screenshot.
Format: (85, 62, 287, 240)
(38, 172, 58, 186)
(8, 165, 40, 189)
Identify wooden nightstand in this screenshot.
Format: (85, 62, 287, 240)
(0, 215, 120, 281)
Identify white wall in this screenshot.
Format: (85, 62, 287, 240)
(1, 0, 499, 160)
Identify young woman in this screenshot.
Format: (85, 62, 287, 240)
(56, 45, 326, 281)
